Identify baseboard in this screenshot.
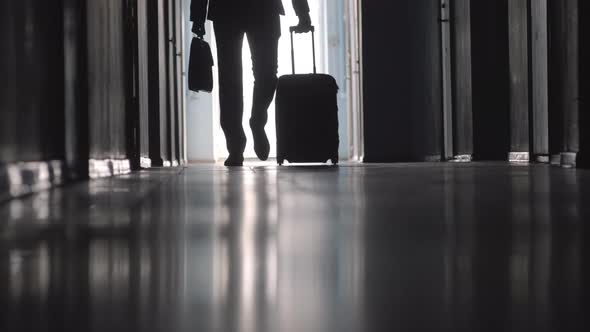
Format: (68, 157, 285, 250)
(534, 155, 550, 163)
(0, 160, 66, 202)
(89, 159, 131, 179)
(451, 154, 473, 163)
(560, 152, 577, 168)
(423, 155, 442, 162)
(508, 152, 530, 163)
(550, 154, 562, 166)
(140, 157, 152, 169)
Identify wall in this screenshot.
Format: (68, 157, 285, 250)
(0, 0, 67, 201)
(548, 0, 580, 167)
(1, 0, 187, 200)
(580, 1, 590, 166)
(86, 0, 129, 163)
(507, 0, 531, 157)
(0, 1, 65, 164)
(362, 0, 443, 162)
(451, 0, 473, 157)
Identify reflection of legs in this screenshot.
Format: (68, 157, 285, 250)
(247, 17, 280, 161)
(214, 22, 246, 162)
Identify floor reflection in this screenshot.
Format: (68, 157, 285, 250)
(0, 164, 588, 332)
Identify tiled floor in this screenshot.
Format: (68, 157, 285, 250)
(1, 163, 589, 332)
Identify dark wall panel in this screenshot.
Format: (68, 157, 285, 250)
(471, 0, 510, 160)
(531, 0, 550, 158)
(451, 0, 473, 156)
(0, 0, 65, 164)
(137, 0, 151, 162)
(64, 0, 89, 178)
(362, 0, 443, 162)
(548, 0, 579, 157)
(579, 1, 589, 166)
(86, 0, 128, 160)
(508, 0, 531, 154)
(0, 0, 19, 162)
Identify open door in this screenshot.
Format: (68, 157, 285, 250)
(346, 0, 364, 161)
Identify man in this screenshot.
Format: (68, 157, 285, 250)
(191, 0, 313, 166)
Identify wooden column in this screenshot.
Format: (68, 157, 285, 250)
(137, 0, 152, 168)
(64, 0, 89, 179)
(1, 0, 68, 199)
(451, 0, 474, 160)
(531, 0, 550, 162)
(507, 0, 531, 162)
(548, 0, 579, 167)
(86, 0, 132, 176)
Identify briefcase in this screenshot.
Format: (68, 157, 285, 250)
(275, 26, 340, 166)
(188, 37, 214, 93)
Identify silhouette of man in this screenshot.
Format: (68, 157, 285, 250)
(191, 0, 313, 166)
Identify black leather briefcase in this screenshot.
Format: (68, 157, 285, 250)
(188, 37, 214, 93)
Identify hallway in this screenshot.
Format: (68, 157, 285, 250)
(1, 163, 588, 332)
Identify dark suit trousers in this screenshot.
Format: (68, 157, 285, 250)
(213, 17, 280, 156)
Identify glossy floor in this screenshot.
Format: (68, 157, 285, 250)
(1, 163, 589, 332)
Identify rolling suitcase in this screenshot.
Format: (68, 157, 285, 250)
(275, 26, 340, 166)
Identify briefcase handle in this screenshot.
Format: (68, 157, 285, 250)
(289, 25, 317, 75)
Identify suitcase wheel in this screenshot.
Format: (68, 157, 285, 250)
(278, 158, 285, 166)
(331, 157, 339, 165)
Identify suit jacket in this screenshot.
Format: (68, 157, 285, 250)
(190, 0, 310, 23)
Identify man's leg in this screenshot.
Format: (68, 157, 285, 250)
(247, 16, 281, 161)
(214, 22, 246, 165)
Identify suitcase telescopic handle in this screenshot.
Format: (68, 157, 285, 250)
(289, 25, 317, 75)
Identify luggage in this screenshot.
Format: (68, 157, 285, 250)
(188, 37, 214, 93)
(275, 26, 340, 166)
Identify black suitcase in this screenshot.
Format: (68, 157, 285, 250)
(275, 26, 340, 166)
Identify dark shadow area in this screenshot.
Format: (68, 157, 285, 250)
(471, 0, 511, 161)
(361, 1, 442, 162)
(579, 1, 590, 167)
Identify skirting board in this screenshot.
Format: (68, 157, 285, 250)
(550, 154, 562, 166)
(89, 159, 131, 179)
(560, 152, 577, 168)
(508, 152, 530, 163)
(0, 160, 66, 203)
(423, 155, 442, 162)
(534, 155, 550, 163)
(451, 154, 473, 163)
(140, 157, 152, 169)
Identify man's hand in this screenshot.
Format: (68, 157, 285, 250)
(192, 22, 206, 38)
(293, 12, 312, 33)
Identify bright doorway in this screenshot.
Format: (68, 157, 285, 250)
(185, 0, 359, 163)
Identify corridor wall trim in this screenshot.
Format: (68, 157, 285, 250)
(0, 161, 66, 203)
